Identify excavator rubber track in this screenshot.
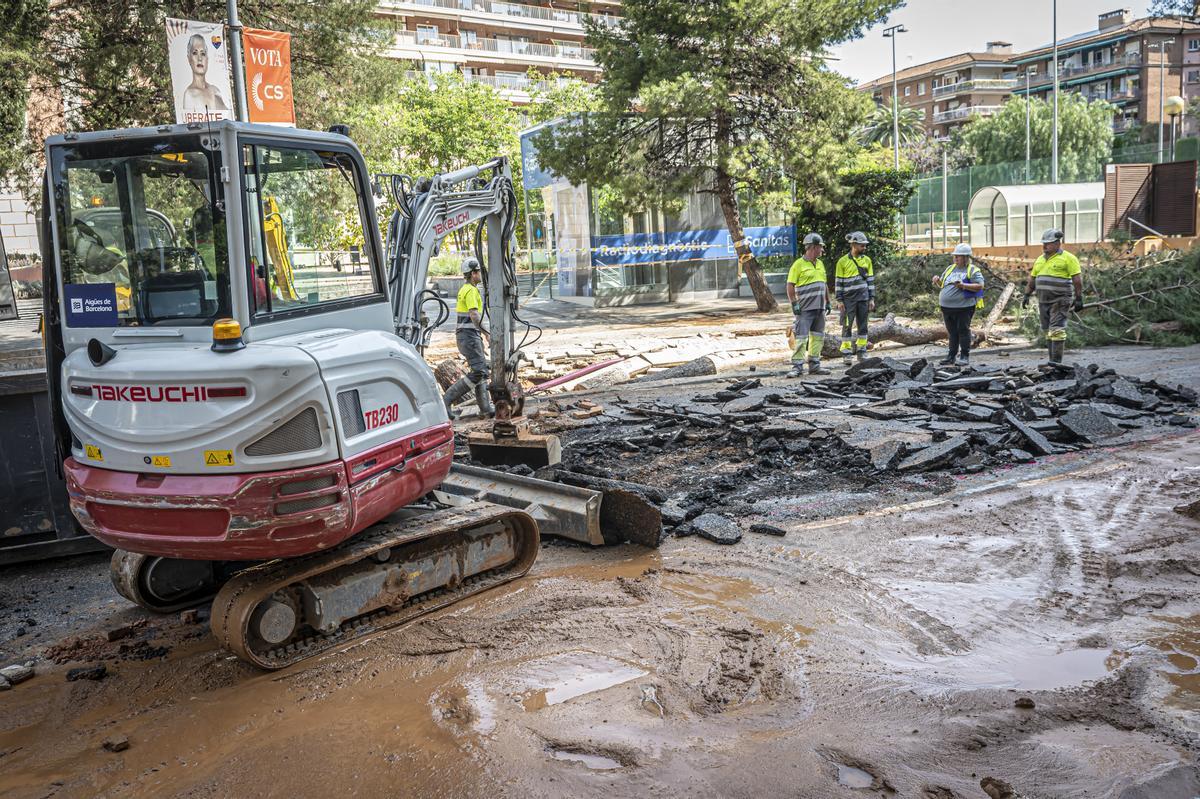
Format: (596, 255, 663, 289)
(210, 502, 538, 670)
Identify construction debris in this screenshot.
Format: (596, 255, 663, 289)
(0, 664, 34, 685)
(692, 513, 742, 545)
(102, 735, 130, 753)
(66, 664, 107, 682)
(542, 357, 1195, 542)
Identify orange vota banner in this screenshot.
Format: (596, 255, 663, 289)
(242, 28, 295, 125)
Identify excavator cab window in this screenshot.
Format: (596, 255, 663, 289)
(241, 142, 380, 318)
(49, 136, 231, 327)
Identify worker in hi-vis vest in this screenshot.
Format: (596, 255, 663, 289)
(787, 232, 831, 377)
(442, 257, 495, 417)
(834, 231, 876, 366)
(1023, 228, 1083, 364)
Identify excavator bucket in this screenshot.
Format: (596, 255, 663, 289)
(436, 463, 662, 548)
(466, 429, 562, 469)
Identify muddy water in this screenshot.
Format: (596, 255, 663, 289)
(2, 435, 1199, 798)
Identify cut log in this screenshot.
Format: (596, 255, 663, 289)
(434, 359, 464, 391)
(981, 282, 1016, 339)
(821, 313, 976, 357)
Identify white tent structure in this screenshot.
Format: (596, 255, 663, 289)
(968, 182, 1105, 247)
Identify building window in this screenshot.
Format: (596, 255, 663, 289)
(904, 85, 911, 97)
(917, 108, 926, 119)
(416, 25, 440, 44)
(1189, 69, 1200, 83)
(918, 81, 926, 95)
(1189, 38, 1200, 52)
(462, 29, 478, 46)
(932, 78, 940, 88)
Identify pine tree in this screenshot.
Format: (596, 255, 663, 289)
(531, 0, 900, 312)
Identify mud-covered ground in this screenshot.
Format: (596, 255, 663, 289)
(1, 342, 1199, 799)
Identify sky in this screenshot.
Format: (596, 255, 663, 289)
(828, 1, 1155, 85)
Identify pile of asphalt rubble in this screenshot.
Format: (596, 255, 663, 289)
(483, 355, 1197, 546)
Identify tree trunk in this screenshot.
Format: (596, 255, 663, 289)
(820, 313, 975, 357)
(713, 162, 777, 312)
(434, 358, 464, 390)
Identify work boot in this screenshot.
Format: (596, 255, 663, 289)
(938, 355, 956, 366)
(956, 355, 970, 368)
(842, 352, 853, 367)
(809, 360, 831, 375)
(855, 349, 865, 363)
(443, 377, 474, 417)
(474, 381, 495, 418)
(1048, 340, 1064, 364)
(787, 362, 805, 378)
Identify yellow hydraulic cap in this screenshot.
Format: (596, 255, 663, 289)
(211, 318, 245, 352)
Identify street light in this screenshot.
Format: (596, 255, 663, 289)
(1025, 66, 1035, 183)
(1151, 38, 1175, 163)
(1166, 94, 1186, 161)
(882, 24, 908, 169)
(1052, 0, 1058, 184)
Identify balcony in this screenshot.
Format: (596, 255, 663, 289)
(392, 29, 598, 68)
(403, 69, 558, 100)
(380, 0, 620, 34)
(932, 78, 1017, 98)
(1025, 52, 1143, 88)
(933, 105, 1002, 124)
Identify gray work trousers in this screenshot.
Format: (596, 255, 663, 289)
(457, 328, 490, 383)
(1036, 282, 1074, 342)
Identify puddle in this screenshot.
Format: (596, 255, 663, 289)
(550, 749, 623, 770)
(836, 764, 875, 789)
(661, 572, 762, 608)
(1150, 614, 1200, 708)
(886, 645, 1115, 691)
(511, 651, 649, 712)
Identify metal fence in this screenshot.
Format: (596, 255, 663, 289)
(903, 137, 1200, 242)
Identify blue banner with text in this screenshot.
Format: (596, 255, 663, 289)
(589, 225, 796, 267)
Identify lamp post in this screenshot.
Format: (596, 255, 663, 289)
(1166, 95, 1186, 161)
(1052, 0, 1058, 184)
(226, 0, 248, 121)
(1152, 38, 1176, 163)
(883, 24, 908, 169)
(1025, 67, 1034, 183)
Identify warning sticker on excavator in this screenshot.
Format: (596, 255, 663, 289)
(204, 450, 235, 467)
(147, 455, 172, 468)
(85, 444, 103, 461)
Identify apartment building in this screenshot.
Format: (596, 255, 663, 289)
(859, 43, 1017, 139)
(859, 9, 1200, 139)
(1011, 10, 1200, 135)
(378, 0, 619, 102)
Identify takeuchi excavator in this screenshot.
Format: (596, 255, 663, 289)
(39, 120, 592, 669)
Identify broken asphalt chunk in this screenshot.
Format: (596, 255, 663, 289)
(749, 523, 787, 537)
(896, 435, 969, 472)
(66, 665, 107, 682)
(692, 513, 742, 545)
(1059, 405, 1121, 443)
(1003, 412, 1056, 456)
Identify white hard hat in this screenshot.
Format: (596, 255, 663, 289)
(952, 243, 973, 256)
(803, 232, 824, 247)
(846, 231, 869, 245)
(460, 256, 481, 275)
(1041, 228, 1064, 244)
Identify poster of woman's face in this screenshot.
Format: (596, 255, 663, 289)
(166, 18, 234, 124)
